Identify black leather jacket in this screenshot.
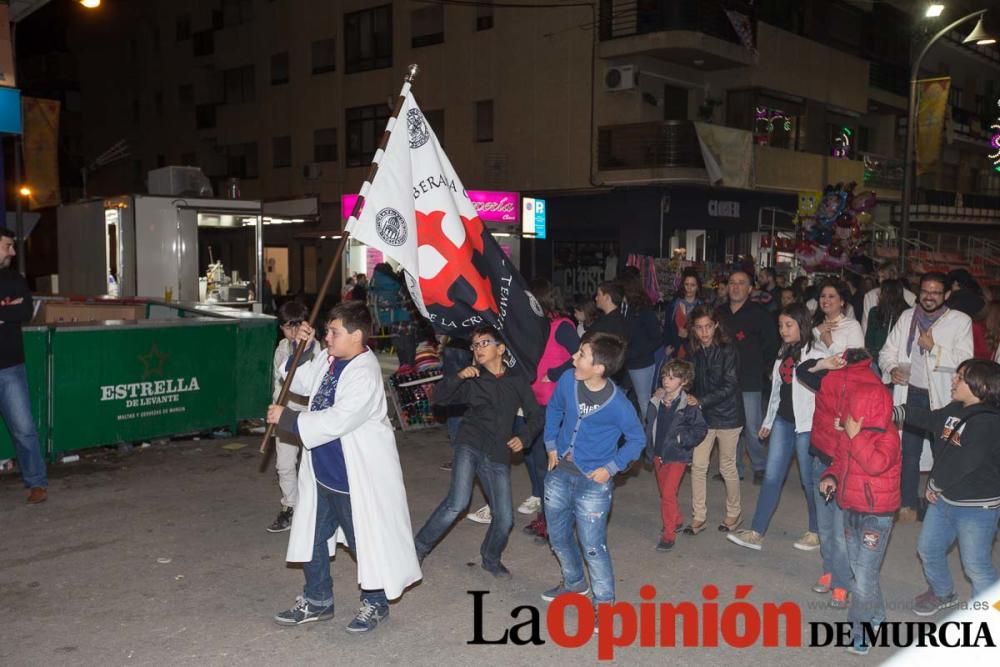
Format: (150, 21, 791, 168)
(690, 343, 744, 429)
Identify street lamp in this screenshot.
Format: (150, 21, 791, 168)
(79, 0, 101, 8)
(18, 185, 31, 197)
(900, 8, 997, 271)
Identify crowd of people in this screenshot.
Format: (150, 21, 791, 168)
(260, 261, 1000, 657)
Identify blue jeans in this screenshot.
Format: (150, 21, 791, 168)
(414, 443, 513, 568)
(844, 511, 892, 639)
(544, 465, 615, 603)
(813, 456, 853, 590)
(917, 499, 1000, 600)
(513, 414, 548, 501)
(750, 418, 817, 534)
(628, 365, 656, 420)
(0, 364, 47, 488)
(303, 484, 387, 609)
(900, 388, 930, 510)
(737, 391, 766, 477)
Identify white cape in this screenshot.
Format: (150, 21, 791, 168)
(282, 348, 422, 600)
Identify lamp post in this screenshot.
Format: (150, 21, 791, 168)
(900, 8, 993, 271)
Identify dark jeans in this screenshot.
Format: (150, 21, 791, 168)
(393, 329, 416, 366)
(900, 388, 930, 510)
(0, 363, 47, 488)
(414, 443, 513, 568)
(844, 511, 893, 639)
(303, 484, 387, 609)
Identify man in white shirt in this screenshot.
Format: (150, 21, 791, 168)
(862, 261, 916, 333)
(878, 272, 973, 522)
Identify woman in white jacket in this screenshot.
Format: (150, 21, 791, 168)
(728, 303, 824, 552)
(812, 279, 864, 355)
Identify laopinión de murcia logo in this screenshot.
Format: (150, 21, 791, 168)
(465, 585, 999, 660)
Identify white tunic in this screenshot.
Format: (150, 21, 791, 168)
(282, 348, 422, 600)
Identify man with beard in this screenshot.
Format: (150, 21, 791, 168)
(880, 272, 973, 522)
(0, 227, 47, 503)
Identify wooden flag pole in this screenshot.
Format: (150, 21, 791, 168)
(258, 64, 420, 472)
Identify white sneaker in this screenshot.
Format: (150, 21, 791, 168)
(517, 496, 541, 515)
(466, 505, 492, 524)
(794, 531, 821, 551)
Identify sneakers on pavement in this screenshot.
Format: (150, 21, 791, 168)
(439, 460, 453, 471)
(345, 600, 389, 633)
(727, 529, 764, 551)
(27, 487, 47, 504)
(517, 495, 541, 515)
(266, 507, 294, 533)
(655, 539, 675, 552)
(813, 572, 832, 594)
(793, 531, 820, 551)
(482, 561, 512, 580)
(466, 505, 492, 524)
(274, 596, 334, 625)
(830, 588, 849, 609)
(912, 589, 959, 617)
(541, 580, 591, 602)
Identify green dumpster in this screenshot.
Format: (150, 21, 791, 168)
(48, 317, 269, 454)
(0, 326, 49, 462)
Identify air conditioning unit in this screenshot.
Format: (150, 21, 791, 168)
(303, 163, 322, 180)
(605, 65, 637, 92)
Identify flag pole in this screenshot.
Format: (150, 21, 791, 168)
(259, 64, 420, 472)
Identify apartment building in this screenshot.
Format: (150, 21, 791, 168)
(26, 0, 1000, 292)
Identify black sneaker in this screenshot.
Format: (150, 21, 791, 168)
(346, 600, 389, 633)
(655, 539, 675, 552)
(266, 507, 294, 533)
(482, 561, 512, 579)
(273, 596, 334, 625)
(913, 589, 959, 617)
(541, 580, 590, 602)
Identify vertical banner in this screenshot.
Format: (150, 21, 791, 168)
(915, 77, 950, 176)
(22, 97, 61, 209)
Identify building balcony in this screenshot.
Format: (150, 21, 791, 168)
(597, 120, 708, 184)
(598, 0, 754, 70)
(754, 145, 865, 193)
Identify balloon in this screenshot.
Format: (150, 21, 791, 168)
(800, 215, 817, 231)
(835, 225, 852, 240)
(857, 211, 873, 226)
(836, 213, 856, 228)
(850, 191, 877, 212)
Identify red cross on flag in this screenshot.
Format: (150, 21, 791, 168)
(346, 92, 549, 378)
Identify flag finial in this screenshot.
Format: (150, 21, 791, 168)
(406, 64, 420, 82)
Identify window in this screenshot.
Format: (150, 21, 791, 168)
(346, 104, 390, 166)
(477, 2, 494, 30)
(411, 5, 444, 48)
(313, 127, 338, 162)
(273, 136, 291, 168)
(424, 109, 444, 145)
(226, 142, 258, 179)
(223, 65, 255, 104)
(475, 100, 493, 143)
(345, 5, 392, 74)
(176, 14, 191, 41)
(222, 0, 254, 27)
(271, 52, 289, 85)
(178, 84, 194, 109)
(311, 38, 336, 74)
(193, 29, 214, 56)
(196, 104, 216, 129)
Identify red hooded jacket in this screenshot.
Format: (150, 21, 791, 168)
(811, 358, 882, 460)
(822, 380, 902, 515)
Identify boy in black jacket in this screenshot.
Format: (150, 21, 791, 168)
(893, 358, 1000, 614)
(414, 326, 543, 578)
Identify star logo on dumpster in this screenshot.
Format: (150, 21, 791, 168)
(138, 343, 168, 378)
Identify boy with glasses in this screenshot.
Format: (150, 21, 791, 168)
(414, 326, 543, 578)
(893, 359, 1000, 614)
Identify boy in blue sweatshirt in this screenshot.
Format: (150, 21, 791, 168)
(540, 331, 646, 612)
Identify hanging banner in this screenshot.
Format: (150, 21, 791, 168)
(694, 122, 754, 189)
(22, 96, 61, 209)
(915, 77, 950, 176)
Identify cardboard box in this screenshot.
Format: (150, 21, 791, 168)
(35, 302, 147, 324)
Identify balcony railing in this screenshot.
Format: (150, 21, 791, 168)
(598, 121, 705, 171)
(862, 152, 904, 190)
(599, 0, 751, 43)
